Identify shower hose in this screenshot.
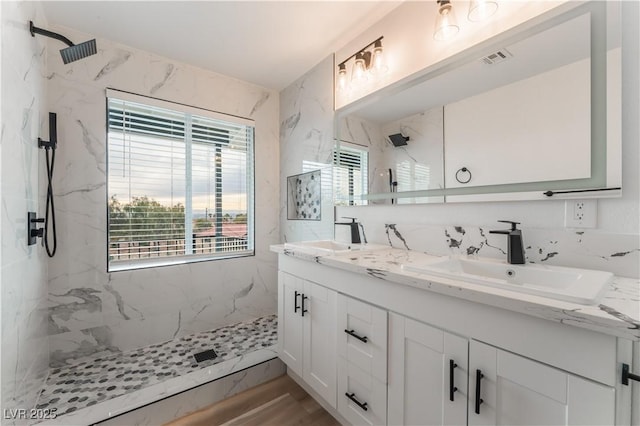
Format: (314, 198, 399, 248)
(44, 144, 57, 257)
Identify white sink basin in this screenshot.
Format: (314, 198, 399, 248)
(284, 240, 386, 255)
(401, 257, 613, 305)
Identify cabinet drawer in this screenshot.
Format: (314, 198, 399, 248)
(338, 294, 388, 383)
(338, 357, 387, 426)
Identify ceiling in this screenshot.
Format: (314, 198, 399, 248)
(40, 1, 401, 91)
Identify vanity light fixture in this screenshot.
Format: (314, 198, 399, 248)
(370, 39, 388, 75)
(351, 51, 369, 86)
(434, 0, 460, 41)
(468, 0, 498, 22)
(337, 63, 348, 91)
(336, 36, 386, 91)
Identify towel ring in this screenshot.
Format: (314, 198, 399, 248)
(456, 167, 472, 184)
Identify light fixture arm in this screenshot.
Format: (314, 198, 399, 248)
(338, 36, 384, 68)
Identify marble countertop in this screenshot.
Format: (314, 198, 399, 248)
(272, 245, 640, 341)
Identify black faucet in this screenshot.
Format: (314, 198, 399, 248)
(335, 217, 363, 244)
(489, 220, 525, 264)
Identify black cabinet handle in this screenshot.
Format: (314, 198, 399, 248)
(294, 291, 301, 314)
(475, 369, 484, 414)
(449, 359, 458, 402)
(622, 363, 640, 385)
(344, 329, 368, 343)
(345, 392, 368, 411)
(301, 295, 308, 317)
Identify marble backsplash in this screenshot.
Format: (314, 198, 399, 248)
(337, 205, 640, 279)
(44, 25, 280, 366)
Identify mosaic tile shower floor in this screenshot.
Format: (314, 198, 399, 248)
(34, 315, 277, 419)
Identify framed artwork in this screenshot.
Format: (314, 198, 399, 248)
(287, 170, 321, 220)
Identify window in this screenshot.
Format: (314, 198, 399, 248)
(333, 143, 368, 206)
(107, 89, 254, 271)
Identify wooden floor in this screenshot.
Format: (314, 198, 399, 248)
(165, 374, 340, 426)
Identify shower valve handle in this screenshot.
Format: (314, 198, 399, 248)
(30, 228, 44, 238)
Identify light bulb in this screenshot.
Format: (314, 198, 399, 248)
(337, 63, 347, 91)
(351, 52, 368, 86)
(434, 0, 459, 41)
(370, 40, 388, 75)
(468, 0, 498, 22)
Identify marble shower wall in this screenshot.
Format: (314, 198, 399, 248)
(1, 2, 50, 419)
(280, 56, 334, 242)
(44, 26, 280, 366)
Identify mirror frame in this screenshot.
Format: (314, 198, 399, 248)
(334, 1, 621, 205)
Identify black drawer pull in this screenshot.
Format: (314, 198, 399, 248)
(345, 392, 368, 411)
(449, 359, 458, 401)
(475, 369, 484, 414)
(344, 329, 368, 343)
(622, 363, 640, 385)
(301, 295, 308, 317)
(294, 291, 301, 313)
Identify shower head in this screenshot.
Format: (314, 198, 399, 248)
(388, 133, 409, 147)
(60, 39, 97, 64)
(29, 21, 97, 64)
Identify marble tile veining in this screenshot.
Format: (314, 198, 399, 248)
(45, 24, 280, 360)
(34, 315, 277, 424)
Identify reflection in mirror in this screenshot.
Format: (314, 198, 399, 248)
(334, 2, 620, 205)
(338, 106, 445, 205)
(445, 12, 590, 188)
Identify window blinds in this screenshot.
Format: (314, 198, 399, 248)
(333, 143, 368, 206)
(107, 90, 254, 271)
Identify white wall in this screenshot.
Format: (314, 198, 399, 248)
(44, 26, 280, 366)
(1, 1, 50, 419)
(279, 56, 335, 243)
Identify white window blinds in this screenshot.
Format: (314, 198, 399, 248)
(107, 90, 254, 271)
(333, 143, 368, 206)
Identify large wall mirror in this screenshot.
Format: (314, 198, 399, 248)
(334, 1, 621, 206)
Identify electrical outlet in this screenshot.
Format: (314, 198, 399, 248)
(565, 199, 597, 228)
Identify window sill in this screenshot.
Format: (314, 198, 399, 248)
(108, 250, 255, 273)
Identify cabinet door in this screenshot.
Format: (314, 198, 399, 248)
(469, 340, 615, 426)
(338, 294, 388, 383)
(388, 313, 468, 425)
(303, 280, 338, 406)
(278, 272, 304, 376)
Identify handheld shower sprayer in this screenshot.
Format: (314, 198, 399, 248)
(388, 168, 397, 205)
(29, 113, 58, 257)
(29, 21, 97, 64)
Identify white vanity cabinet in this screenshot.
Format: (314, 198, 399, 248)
(469, 339, 615, 426)
(277, 271, 338, 406)
(276, 254, 633, 425)
(388, 313, 468, 426)
(387, 314, 617, 426)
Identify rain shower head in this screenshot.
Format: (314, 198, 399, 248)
(29, 21, 97, 64)
(388, 133, 409, 147)
(60, 39, 97, 64)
